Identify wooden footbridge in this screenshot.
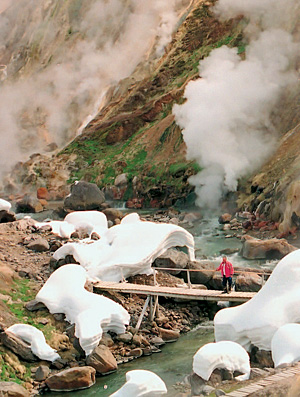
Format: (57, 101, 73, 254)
(93, 280, 256, 303)
(93, 265, 271, 303)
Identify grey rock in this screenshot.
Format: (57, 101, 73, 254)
(64, 181, 105, 211)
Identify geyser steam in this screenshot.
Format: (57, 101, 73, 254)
(173, 0, 299, 209)
(0, 0, 189, 184)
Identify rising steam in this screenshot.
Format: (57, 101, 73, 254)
(0, 0, 189, 183)
(173, 0, 299, 209)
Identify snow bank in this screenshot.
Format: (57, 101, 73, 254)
(271, 323, 300, 367)
(193, 341, 250, 381)
(6, 324, 60, 362)
(36, 210, 108, 239)
(214, 249, 300, 351)
(36, 264, 130, 355)
(53, 213, 195, 282)
(110, 369, 167, 396)
(0, 198, 11, 211)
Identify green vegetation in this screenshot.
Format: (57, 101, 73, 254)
(1, 279, 55, 341)
(58, 3, 246, 205)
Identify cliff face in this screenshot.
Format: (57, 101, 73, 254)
(2, 0, 300, 220)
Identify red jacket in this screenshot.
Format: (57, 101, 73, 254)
(217, 260, 234, 277)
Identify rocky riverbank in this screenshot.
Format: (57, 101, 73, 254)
(1, 204, 300, 396)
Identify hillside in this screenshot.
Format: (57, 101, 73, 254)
(1, 0, 300, 224)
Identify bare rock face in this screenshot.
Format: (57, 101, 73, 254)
(241, 235, 297, 260)
(0, 332, 37, 362)
(85, 345, 118, 375)
(45, 366, 96, 391)
(63, 181, 105, 211)
(0, 381, 30, 397)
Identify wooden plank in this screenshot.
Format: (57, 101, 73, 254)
(93, 281, 255, 302)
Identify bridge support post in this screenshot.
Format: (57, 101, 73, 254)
(134, 295, 150, 334)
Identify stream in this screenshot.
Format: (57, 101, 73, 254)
(46, 324, 214, 396)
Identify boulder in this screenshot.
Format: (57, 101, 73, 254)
(26, 237, 49, 252)
(218, 213, 232, 224)
(102, 208, 123, 222)
(153, 248, 189, 274)
(0, 210, 16, 223)
(186, 260, 217, 285)
(45, 366, 96, 391)
(37, 187, 50, 200)
(255, 350, 274, 368)
(114, 173, 128, 188)
(85, 345, 117, 375)
(63, 181, 105, 211)
(35, 365, 50, 381)
(0, 381, 30, 397)
(0, 332, 37, 362)
(235, 272, 263, 292)
(15, 194, 43, 213)
(158, 328, 180, 342)
(128, 348, 143, 357)
(241, 235, 297, 260)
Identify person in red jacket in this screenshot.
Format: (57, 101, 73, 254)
(216, 255, 234, 293)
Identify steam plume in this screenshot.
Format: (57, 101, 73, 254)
(173, 0, 299, 209)
(0, 0, 189, 183)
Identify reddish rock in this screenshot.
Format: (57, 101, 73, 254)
(37, 187, 49, 200)
(45, 366, 96, 391)
(241, 235, 297, 260)
(86, 345, 117, 375)
(158, 327, 180, 342)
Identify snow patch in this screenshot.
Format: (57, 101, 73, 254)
(193, 341, 250, 381)
(36, 264, 129, 356)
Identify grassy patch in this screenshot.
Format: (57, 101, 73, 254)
(1, 279, 55, 341)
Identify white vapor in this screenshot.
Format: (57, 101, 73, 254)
(173, 0, 299, 209)
(0, 0, 189, 183)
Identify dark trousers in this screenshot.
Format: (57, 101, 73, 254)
(222, 276, 232, 289)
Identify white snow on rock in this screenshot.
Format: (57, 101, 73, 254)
(109, 369, 167, 396)
(0, 198, 11, 211)
(193, 341, 250, 382)
(53, 212, 195, 282)
(271, 323, 300, 367)
(36, 210, 108, 239)
(35, 264, 130, 356)
(214, 249, 300, 351)
(5, 324, 60, 362)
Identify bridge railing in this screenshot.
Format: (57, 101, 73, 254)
(149, 266, 271, 289)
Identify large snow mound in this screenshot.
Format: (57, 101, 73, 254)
(193, 341, 250, 381)
(36, 264, 130, 355)
(0, 198, 11, 211)
(5, 324, 60, 362)
(214, 249, 300, 351)
(271, 323, 300, 367)
(36, 210, 108, 239)
(110, 369, 167, 396)
(53, 212, 195, 282)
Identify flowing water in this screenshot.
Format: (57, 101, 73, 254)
(45, 324, 214, 396)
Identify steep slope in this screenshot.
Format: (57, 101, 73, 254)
(3, 0, 245, 207)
